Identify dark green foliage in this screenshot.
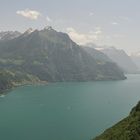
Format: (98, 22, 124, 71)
(93, 102, 140, 140)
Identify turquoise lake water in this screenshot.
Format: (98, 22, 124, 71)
(0, 74, 140, 140)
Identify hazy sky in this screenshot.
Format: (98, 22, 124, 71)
(0, 0, 140, 53)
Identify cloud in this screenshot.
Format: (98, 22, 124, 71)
(46, 16, 52, 22)
(16, 9, 41, 20)
(111, 22, 119, 25)
(119, 16, 131, 21)
(113, 16, 131, 24)
(94, 27, 102, 34)
(89, 12, 94, 16)
(113, 34, 125, 38)
(66, 27, 103, 45)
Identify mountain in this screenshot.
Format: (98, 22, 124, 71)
(93, 101, 140, 140)
(82, 46, 111, 63)
(0, 27, 126, 92)
(100, 47, 138, 74)
(131, 52, 140, 70)
(0, 31, 21, 41)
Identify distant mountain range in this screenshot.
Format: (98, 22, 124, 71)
(0, 27, 126, 92)
(93, 101, 140, 140)
(0, 31, 21, 41)
(131, 52, 140, 70)
(101, 47, 138, 74)
(82, 46, 111, 63)
(87, 44, 138, 74)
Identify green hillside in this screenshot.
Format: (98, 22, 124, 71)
(93, 101, 140, 140)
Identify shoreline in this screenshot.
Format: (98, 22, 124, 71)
(0, 80, 48, 95)
(0, 76, 128, 95)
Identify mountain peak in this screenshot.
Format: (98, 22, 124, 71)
(24, 28, 35, 34)
(44, 26, 53, 31)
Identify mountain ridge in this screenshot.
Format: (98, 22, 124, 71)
(94, 46, 138, 74)
(0, 31, 21, 41)
(0, 27, 126, 92)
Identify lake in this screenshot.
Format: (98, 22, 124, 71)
(0, 74, 140, 140)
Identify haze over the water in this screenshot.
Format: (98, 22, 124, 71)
(0, 0, 140, 53)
